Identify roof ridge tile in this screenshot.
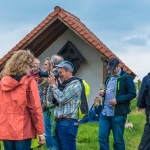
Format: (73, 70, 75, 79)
(59, 7, 80, 21)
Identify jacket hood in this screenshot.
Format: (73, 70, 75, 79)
(0, 75, 28, 91)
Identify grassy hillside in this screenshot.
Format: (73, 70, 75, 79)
(77, 99, 146, 150)
(31, 99, 146, 150)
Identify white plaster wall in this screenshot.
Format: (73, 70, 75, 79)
(39, 29, 104, 107)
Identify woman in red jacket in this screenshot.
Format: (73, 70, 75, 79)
(0, 50, 45, 150)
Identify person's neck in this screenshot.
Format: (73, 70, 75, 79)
(47, 69, 51, 72)
(33, 69, 39, 74)
(63, 75, 73, 82)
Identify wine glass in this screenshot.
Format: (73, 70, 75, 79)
(99, 84, 105, 93)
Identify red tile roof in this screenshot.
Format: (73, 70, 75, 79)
(0, 6, 136, 77)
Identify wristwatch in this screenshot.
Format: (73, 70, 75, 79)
(51, 85, 56, 88)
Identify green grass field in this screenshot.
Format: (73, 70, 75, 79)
(0, 99, 145, 150)
(30, 99, 146, 150)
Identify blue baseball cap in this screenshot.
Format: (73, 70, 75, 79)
(55, 61, 74, 72)
(106, 58, 120, 71)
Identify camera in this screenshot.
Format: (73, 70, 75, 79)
(39, 69, 59, 78)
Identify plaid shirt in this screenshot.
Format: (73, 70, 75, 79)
(47, 80, 82, 119)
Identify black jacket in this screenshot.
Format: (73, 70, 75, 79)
(137, 73, 150, 123)
(104, 69, 136, 116)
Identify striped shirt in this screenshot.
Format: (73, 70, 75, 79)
(47, 80, 82, 119)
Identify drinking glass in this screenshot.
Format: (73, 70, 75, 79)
(99, 84, 105, 93)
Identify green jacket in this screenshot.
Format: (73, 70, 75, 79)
(104, 69, 136, 115)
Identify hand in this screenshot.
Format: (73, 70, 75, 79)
(48, 72, 56, 86)
(38, 135, 45, 145)
(38, 77, 44, 82)
(99, 89, 105, 96)
(109, 98, 117, 106)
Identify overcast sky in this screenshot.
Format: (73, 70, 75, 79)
(0, 0, 150, 81)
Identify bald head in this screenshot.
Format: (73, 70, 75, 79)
(50, 54, 64, 70)
(34, 58, 40, 64)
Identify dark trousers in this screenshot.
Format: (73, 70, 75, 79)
(3, 139, 31, 150)
(138, 123, 150, 150)
(99, 114, 127, 150)
(43, 110, 53, 149)
(55, 119, 78, 150)
(79, 110, 99, 124)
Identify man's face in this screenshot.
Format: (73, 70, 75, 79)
(109, 65, 120, 76)
(32, 59, 40, 71)
(57, 67, 70, 81)
(44, 60, 51, 72)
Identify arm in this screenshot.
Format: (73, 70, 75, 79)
(137, 77, 148, 108)
(47, 86, 55, 105)
(116, 75, 136, 103)
(52, 80, 82, 104)
(27, 78, 44, 135)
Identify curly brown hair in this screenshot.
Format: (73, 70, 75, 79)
(5, 50, 34, 76)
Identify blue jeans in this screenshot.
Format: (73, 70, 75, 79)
(3, 139, 31, 150)
(52, 136, 61, 150)
(55, 119, 78, 150)
(43, 110, 53, 149)
(79, 110, 99, 124)
(99, 114, 127, 150)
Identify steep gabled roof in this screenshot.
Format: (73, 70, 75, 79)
(0, 6, 136, 78)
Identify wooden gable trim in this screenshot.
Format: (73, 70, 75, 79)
(24, 19, 68, 57)
(35, 25, 68, 57)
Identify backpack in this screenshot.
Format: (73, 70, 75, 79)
(78, 80, 90, 119)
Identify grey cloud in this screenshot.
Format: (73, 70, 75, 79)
(124, 37, 147, 46)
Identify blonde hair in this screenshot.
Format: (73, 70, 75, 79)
(0, 69, 5, 79)
(94, 97, 101, 104)
(5, 50, 34, 76)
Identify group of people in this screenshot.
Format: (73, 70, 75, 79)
(0, 49, 149, 150)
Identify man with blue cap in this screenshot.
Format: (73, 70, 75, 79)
(47, 60, 82, 150)
(99, 57, 136, 150)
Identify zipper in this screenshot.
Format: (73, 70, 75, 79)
(118, 81, 120, 90)
(114, 77, 119, 98)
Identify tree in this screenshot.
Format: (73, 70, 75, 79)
(134, 79, 142, 95)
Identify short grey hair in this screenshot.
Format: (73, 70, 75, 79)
(34, 58, 40, 63)
(45, 57, 51, 65)
(50, 54, 64, 65)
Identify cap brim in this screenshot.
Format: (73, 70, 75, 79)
(106, 66, 115, 71)
(55, 64, 64, 68)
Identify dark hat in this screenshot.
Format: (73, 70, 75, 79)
(55, 61, 74, 72)
(106, 58, 120, 71)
